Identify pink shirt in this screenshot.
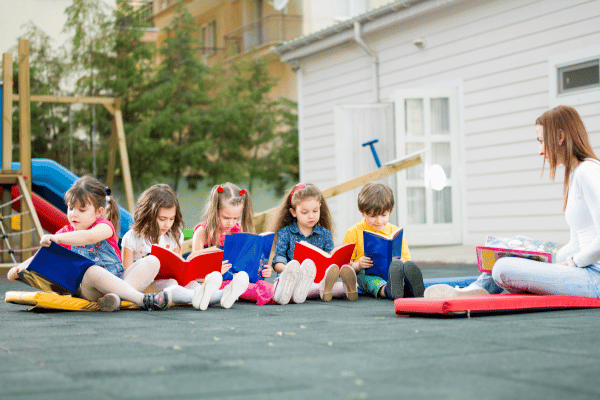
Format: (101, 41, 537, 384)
(56, 218, 122, 260)
(193, 221, 242, 248)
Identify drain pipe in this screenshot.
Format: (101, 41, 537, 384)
(353, 21, 379, 102)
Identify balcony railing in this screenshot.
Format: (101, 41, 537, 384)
(116, 1, 154, 28)
(224, 14, 302, 55)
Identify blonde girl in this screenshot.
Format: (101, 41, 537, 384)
(7, 175, 170, 311)
(121, 184, 223, 310)
(193, 182, 273, 306)
(271, 183, 358, 304)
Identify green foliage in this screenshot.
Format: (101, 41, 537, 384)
(131, 2, 212, 191)
(8, 0, 299, 197)
(204, 57, 298, 195)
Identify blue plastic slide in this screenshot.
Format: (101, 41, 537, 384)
(11, 159, 132, 236)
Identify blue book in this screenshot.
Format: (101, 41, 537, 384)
(222, 232, 275, 283)
(363, 229, 404, 279)
(17, 242, 95, 295)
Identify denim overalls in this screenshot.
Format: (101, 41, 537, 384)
(71, 239, 125, 278)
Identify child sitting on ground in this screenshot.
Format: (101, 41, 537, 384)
(121, 183, 225, 310)
(271, 183, 358, 304)
(343, 182, 425, 299)
(192, 183, 273, 306)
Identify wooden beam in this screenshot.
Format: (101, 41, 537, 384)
(106, 117, 118, 190)
(2, 53, 12, 171)
(17, 175, 44, 240)
(102, 102, 116, 116)
(114, 105, 135, 212)
(12, 93, 116, 105)
(18, 39, 32, 260)
(252, 151, 425, 232)
(321, 152, 423, 199)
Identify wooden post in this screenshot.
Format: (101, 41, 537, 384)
(114, 101, 135, 212)
(106, 116, 118, 190)
(18, 39, 32, 260)
(2, 53, 12, 170)
(2, 53, 14, 263)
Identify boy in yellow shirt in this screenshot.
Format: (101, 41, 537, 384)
(343, 183, 424, 299)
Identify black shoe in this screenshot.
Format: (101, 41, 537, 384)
(403, 262, 425, 297)
(385, 259, 405, 299)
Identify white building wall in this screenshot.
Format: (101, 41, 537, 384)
(297, 0, 600, 246)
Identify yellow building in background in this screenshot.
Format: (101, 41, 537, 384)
(145, 0, 396, 101)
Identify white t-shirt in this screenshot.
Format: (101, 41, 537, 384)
(559, 159, 600, 267)
(121, 229, 184, 261)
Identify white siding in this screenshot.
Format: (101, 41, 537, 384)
(297, 0, 600, 246)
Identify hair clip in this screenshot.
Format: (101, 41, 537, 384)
(217, 186, 224, 193)
(239, 189, 246, 195)
(289, 183, 306, 200)
(105, 187, 111, 196)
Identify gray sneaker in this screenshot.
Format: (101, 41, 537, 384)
(97, 293, 121, 312)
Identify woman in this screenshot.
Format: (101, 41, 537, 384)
(426, 105, 600, 298)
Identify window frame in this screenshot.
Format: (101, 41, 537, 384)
(549, 46, 600, 107)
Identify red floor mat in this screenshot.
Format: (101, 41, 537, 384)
(394, 294, 600, 316)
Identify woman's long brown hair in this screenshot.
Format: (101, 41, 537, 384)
(536, 105, 598, 210)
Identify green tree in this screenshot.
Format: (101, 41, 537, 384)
(62, 0, 114, 176)
(204, 57, 298, 195)
(132, 1, 212, 190)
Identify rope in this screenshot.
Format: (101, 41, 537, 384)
(0, 246, 41, 254)
(0, 195, 23, 209)
(1, 228, 37, 238)
(0, 210, 30, 220)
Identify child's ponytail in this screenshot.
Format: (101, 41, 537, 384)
(239, 189, 255, 234)
(103, 193, 120, 236)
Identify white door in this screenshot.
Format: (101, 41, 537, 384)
(395, 88, 462, 245)
(334, 103, 396, 244)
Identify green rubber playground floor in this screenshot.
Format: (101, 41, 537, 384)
(2, 265, 600, 400)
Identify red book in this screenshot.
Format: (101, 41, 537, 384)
(293, 241, 355, 283)
(151, 244, 223, 286)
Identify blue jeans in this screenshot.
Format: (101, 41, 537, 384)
(474, 257, 600, 298)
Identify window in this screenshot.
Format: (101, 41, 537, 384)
(395, 88, 462, 246)
(557, 59, 599, 94)
(549, 46, 600, 107)
(201, 21, 216, 57)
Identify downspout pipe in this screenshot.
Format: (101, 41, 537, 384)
(353, 21, 379, 102)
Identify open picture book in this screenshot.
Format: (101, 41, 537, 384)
(152, 244, 223, 286)
(363, 229, 404, 279)
(222, 232, 275, 283)
(476, 235, 558, 273)
(293, 241, 355, 283)
(17, 242, 95, 295)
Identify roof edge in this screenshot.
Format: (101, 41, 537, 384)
(275, 0, 464, 63)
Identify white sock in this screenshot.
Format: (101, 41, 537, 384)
(306, 282, 320, 299)
(332, 281, 346, 298)
(209, 289, 223, 305)
(165, 285, 194, 304)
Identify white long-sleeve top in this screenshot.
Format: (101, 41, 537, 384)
(557, 159, 600, 267)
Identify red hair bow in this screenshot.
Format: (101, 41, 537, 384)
(217, 186, 224, 193)
(239, 189, 246, 195)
